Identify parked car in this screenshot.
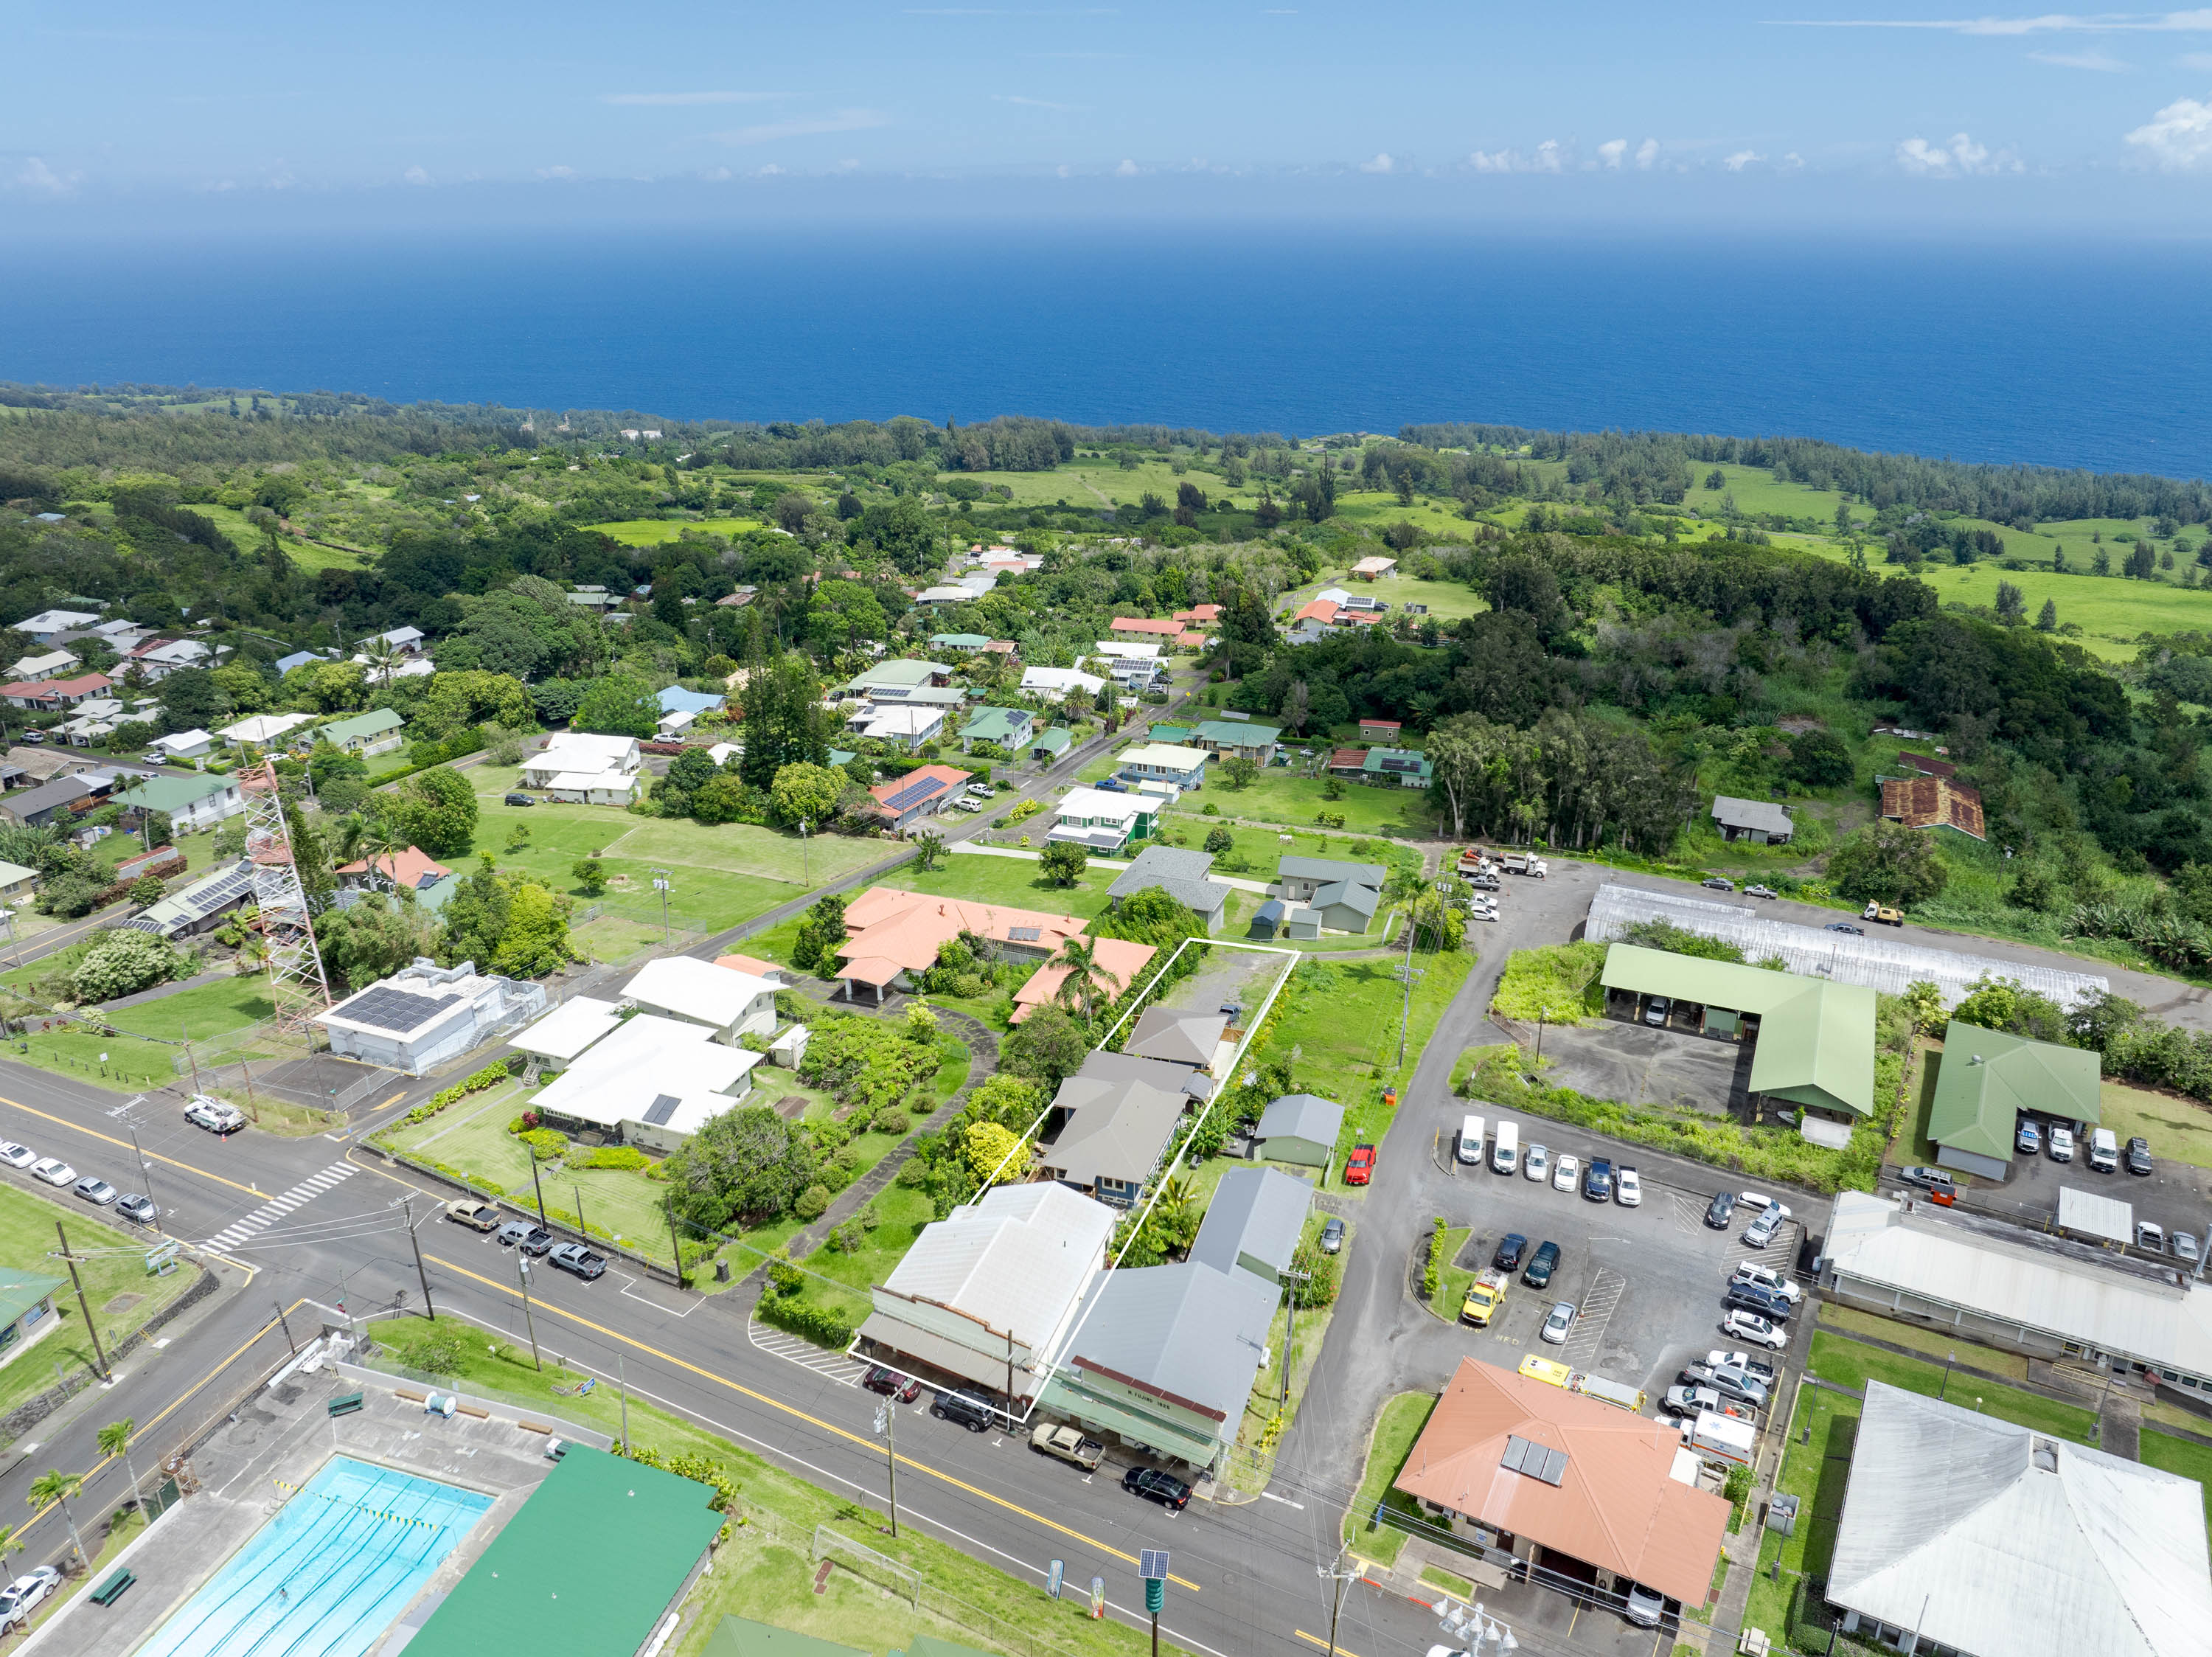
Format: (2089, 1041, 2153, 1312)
(1583, 1158, 1613, 1202)
(1343, 1144, 1376, 1186)
(496, 1220, 554, 1254)
(1318, 1217, 1345, 1255)
(1725, 1282, 1792, 1321)
(2015, 1118, 2042, 1155)
(1122, 1466, 1192, 1511)
(1863, 901, 1904, 925)
(2049, 1125, 2076, 1163)
(445, 1199, 503, 1232)
(1492, 1233, 1529, 1272)
(1732, 1261, 1804, 1303)
(116, 1193, 159, 1226)
(1523, 1144, 1549, 1184)
(504, 792, 535, 807)
(1703, 1190, 1738, 1230)
(932, 1388, 998, 1432)
(1094, 777, 1127, 792)
(1540, 1301, 1576, 1344)
(1701, 877, 1734, 892)
(2139, 1220, 2168, 1252)
(2126, 1136, 2154, 1176)
(1899, 1166, 1957, 1197)
(863, 1366, 922, 1403)
(965, 784, 995, 799)
(2177, 1232, 2204, 1268)
(1551, 1153, 1580, 1193)
(1468, 873, 1502, 892)
(0, 1142, 33, 1170)
(186, 1094, 246, 1133)
(0, 1566, 61, 1630)
(1743, 1204, 1790, 1248)
(1522, 1241, 1562, 1289)
(1665, 1384, 1722, 1416)
(1709, 1364, 1771, 1407)
(1031, 1422, 1105, 1470)
(1707, 1349, 1779, 1384)
(1614, 1166, 1641, 1206)
(1744, 885, 1778, 900)
(1624, 1583, 1667, 1629)
(547, 1243, 606, 1279)
(72, 1176, 118, 1206)
(29, 1158, 74, 1188)
(1643, 996, 1672, 1027)
(1824, 922, 1864, 936)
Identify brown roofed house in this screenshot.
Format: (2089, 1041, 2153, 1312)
(1879, 775, 1984, 839)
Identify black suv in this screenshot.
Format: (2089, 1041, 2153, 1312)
(931, 1388, 998, 1433)
(1122, 1467, 1192, 1511)
(1521, 1240, 1561, 1289)
(504, 792, 534, 807)
(1725, 1282, 1792, 1321)
(1703, 1191, 1738, 1230)
(2126, 1136, 2154, 1176)
(1492, 1233, 1529, 1273)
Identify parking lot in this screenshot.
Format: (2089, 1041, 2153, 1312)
(1907, 1129, 2212, 1265)
(1535, 1018, 1749, 1119)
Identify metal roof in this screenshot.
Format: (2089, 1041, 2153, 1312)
(1828, 1380, 2212, 1657)
(1927, 1021, 2103, 1159)
(1257, 1091, 1343, 1147)
(1125, 1007, 1227, 1067)
(1038, 1072, 1188, 1191)
(122, 858, 257, 937)
(2056, 1185, 2133, 1246)
(1278, 855, 1386, 888)
(512, 996, 625, 1063)
(1587, 883, 2111, 1010)
(874, 1181, 1116, 1353)
(1029, 727, 1072, 753)
(1059, 1260, 1277, 1425)
(622, 955, 776, 1028)
(1709, 794, 1794, 836)
(1189, 1166, 1310, 1283)
(0, 1267, 63, 1330)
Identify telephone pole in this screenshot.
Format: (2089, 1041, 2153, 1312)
(404, 1198, 435, 1320)
(1279, 1267, 1310, 1413)
(55, 1222, 111, 1382)
(873, 1400, 900, 1538)
(1319, 1544, 1360, 1657)
(515, 1251, 542, 1371)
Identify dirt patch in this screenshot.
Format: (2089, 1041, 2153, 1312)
(773, 1094, 811, 1119)
(103, 1293, 143, 1316)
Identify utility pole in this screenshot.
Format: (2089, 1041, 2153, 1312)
(1280, 1268, 1310, 1414)
(529, 1154, 549, 1229)
(651, 867, 672, 940)
(617, 1349, 630, 1455)
(405, 1198, 435, 1321)
(873, 1399, 900, 1538)
(127, 1122, 162, 1234)
(799, 820, 810, 888)
(574, 1184, 588, 1243)
(1318, 1545, 1360, 1657)
(55, 1222, 111, 1383)
(515, 1251, 542, 1371)
(275, 1300, 297, 1355)
(664, 1191, 686, 1288)
(1397, 888, 1418, 1069)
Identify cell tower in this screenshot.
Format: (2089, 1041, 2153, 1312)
(240, 762, 334, 1034)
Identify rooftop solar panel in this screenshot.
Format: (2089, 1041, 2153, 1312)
(1381, 756, 1420, 771)
(1007, 925, 1041, 942)
(882, 777, 948, 811)
(641, 1093, 681, 1126)
(1501, 1434, 1568, 1484)
(338, 985, 455, 1035)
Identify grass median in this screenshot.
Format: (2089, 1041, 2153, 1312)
(1342, 1390, 1444, 1569)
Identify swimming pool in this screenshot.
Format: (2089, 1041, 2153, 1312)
(134, 1456, 492, 1657)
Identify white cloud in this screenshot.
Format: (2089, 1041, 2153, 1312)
(993, 93, 1080, 111)
(599, 91, 779, 106)
(12, 156, 77, 194)
(700, 166, 733, 181)
(2126, 91, 2212, 164)
(1596, 138, 1628, 167)
(1467, 141, 1564, 173)
(1894, 130, 2022, 172)
(1358, 151, 1396, 173)
(535, 164, 577, 180)
(1114, 157, 1138, 175)
(1056, 161, 1071, 177)
(1635, 137, 1660, 168)
(1723, 149, 1764, 170)
(2184, 49, 2212, 63)
(2030, 47, 2130, 66)
(402, 164, 431, 186)
(755, 163, 785, 176)
(705, 109, 888, 145)
(1775, 10, 2212, 34)
(1782, 151, 1805, 167)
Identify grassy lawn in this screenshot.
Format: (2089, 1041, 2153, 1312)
(1277, 566, 1490, 622)
(1343, 1391, 1444, 1569)
(580, 516, 764, 545)
(1419, 1563, 1476, 1600)
(3, 976, 278, 1094)
(0, 1181, 204, 1421)
(2140, 1431, 2212, 1535)
(1813, 1302, 2031, 1384)
(367, 1317, 1155, 1657)
(2095, 1079, 2212, 1173)
(1226, 1210, 1344, 1494)
(1742, 1383, 1855, 1647)
(1183, 768, 1439, 838)
(783, 1182, 937, 1327)
(1808, 1330, 2098, 1443)
(16, 1503, 149, 1639)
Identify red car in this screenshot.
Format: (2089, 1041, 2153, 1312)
(863, 1365, 921, 1403)
(1343, 1144, 1376, 1186)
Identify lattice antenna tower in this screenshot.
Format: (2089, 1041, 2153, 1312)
(240, 761, 334, 1033)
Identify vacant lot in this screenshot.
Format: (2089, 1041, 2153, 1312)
(5, 976, 278, 1094)
(1169, 766, 1439, 838)
(2096, 1079, 2212, 1173)
(580, 516, 763, 545)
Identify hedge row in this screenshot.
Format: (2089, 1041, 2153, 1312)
(753, 1291, 855, 1349)
(399, 1060, 509, 1126)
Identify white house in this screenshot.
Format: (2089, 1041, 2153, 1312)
(848, 704, 946, 753)
(6, 651, 77, 682)
(313, 958, 546, 1076)
(316, 708, 406, 757)
(376, 626, 426, 655)
(11, 610, 100, 643)
(1117, 743, 1209, 791)
(521, 732, 644, 805)
(528, 1013, 763, 1155)
(1021, 666, 1105, 699)
(1047, 786, 1153, 852)
(620, 956, 780, 1044)
(507, 995, 625, 1083)
(113, 771, 246, 833)
(147, 729, 217, 762)
(1090, 641, 1161, 661)
(124, 638, 220, 683)
(218, 712, 318, 749)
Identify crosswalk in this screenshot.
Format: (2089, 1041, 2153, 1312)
(201, 1161, 358, 1253)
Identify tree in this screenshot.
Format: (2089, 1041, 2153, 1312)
(1950, 974, 2073, 1045)
(738, 651, 830, 788)
(97, 1418, 145, 1518)
(1278, 678, 1312, 737)
(1203, 826, 1234, 855)
(654, 748, 719, 817)
(574, 674, 659, 738)
(1994, 579, 2026, 626)
(1787, 729, 1852, 788)
(790, 892, 848, 973)
(769, 761, 844, 830)
(312, 892, 434, 996)
(1826, 819, 1949, 906)
(72, 931, 186, 1002)
(156, 665, 228, 734)
(1038, 841, 1088, 886)
(1486, 554, 1569, 642)
(386, 766, 477, 858)
(27, 1468, 86, 1566)
(846, 496, 940, 576)
(1899, 979, 1946, 1035)
(912, 828, 947, 871)
(128, 872, 167, 908)
(964, 1121, 1029, 1187)
(572, 857, 606, 895)
(1408, 890, 1466, 951)
(492, 882, 574, 978)
(1048, 935, 1105, 1019)
(1221, 754, 1259, 791)
(667, 1104, 820, 1229)
(210, 663, 272, 715)
(2036, 597, 2059, 632)
(689, 773, 753, 824)
(999, 1004, 1088, 1088)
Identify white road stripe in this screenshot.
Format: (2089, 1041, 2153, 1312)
(196, 1161, 358, 1252)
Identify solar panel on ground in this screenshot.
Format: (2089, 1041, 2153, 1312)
(338, 985, 454, 1035)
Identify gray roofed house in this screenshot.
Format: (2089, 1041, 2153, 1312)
(1107, 846, 1230, 933)
(1124, 1006, 1228, 1069)
(1077, 1046, 1214, 1101)
(1710, 794, 1795, 844)
(0, 776, 92, 829)
(1275, 856, 1385, 935)
(1189, 1166, 1311, 1286)
(1825, 1379, 2212, 1657)
(1277, 855, 1388, 893)
(1035, 1069, 1189, 1207)
(1253, 1092, 1344, 1169)
(122, 858, 257, 939)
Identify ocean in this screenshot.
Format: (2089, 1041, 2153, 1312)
(4, 231, 2208, 479)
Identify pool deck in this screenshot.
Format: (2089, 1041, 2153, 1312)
(24, 1333, 611, 1657)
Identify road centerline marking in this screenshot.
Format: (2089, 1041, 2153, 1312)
(0, 1091, 268, 1195)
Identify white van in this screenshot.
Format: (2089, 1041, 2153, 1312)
(1491, 1120, 1520, 1176)
(2089, 1128, 2119, 1173)
(1458, 1114, 1485, 1166)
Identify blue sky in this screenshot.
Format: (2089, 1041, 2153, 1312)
(7, 1, 2212, 232)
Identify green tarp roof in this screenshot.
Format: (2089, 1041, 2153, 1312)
(1926, 1020, 2101, 1159)
(1600, 943, 1877, 1119)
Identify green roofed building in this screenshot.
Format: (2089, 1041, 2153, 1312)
(316, 707, 406, 756)
(959, 706, 1036, 752)
(1599, 943, 1876, 1139)
(0, 1266, 64, 1366)
(1029, 726, 1072, 761)
(403, 1445, 723, 1657)
(704, 1619, 869, 1657)
(1147, 721, 1195, 745)
(1926, 1019, 2101, 1182)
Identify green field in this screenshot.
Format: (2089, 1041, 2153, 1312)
(1343, 1391, 1443, 1566)
(2095, 1079, 2212, 1173)
(1166, 766, 1439, 839)
(1279, 565, 1491, 620)
(1806, 1330, 2097, 1442)
(580, 517, 764, 545)
(2, 975, 277, 1094)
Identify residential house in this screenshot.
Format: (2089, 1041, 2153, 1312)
(1896, 749, 1958, 779)
(1192, 720, 1284, 765)
(1189, 1166, 1311, 1287)
(1350, 555, 1397, 580)
(1357, 718, 1402, 743)
(1, 747, 96, 790)
(1926, 1018, 2101, 1181)
(982, 639, 1020, 664)
(1034, 1052, 1198, 1207)
(146, 729, 216, 762)
(621, 955, 780, 1044)
(0, 861, 35, 906)
(1823, 1380, 2212, 1657)
(1291, 598, 1340, 629)
(122, 637, 219, 682)
(372, 625, 425, 654)
(52, 698, 129, 746)
(10, 610, 100, 643)
(508, 996, 624, 1082)
(1009, 936, 1157, 1024)
(657, 685, 724, 721)
(713, 586, 759, 608)
(313, 957, 546, 1075)
(930, 633, 992, 654)
(1108, 617, 1182, 640)
(1394, 1358, 1731, 1612)
(315, 707, 406, 757)
(1329, 746, 1432, 788)
(844, 659, 953, 698)
(914, 585, 975, 607)
(1029, 727, 1074, 763)
(1173, 604, 1222, 628)
(1116, 743, 1209, 791)
(866, 763, 970, 833)
(1021, 666, 1105, 700)
(1710, 795, 1795, 845)
(713, 952, 788, 984)
(1881, 775, 1986, 839)
(1124, 1006, 1228, 1070)
(216, 712, 318, 750)
(858, 1182, 1117, 1405)
(526, 1012, 764, 1154)
(1, 673, 114, 712)
(272, 648, 333, 676)
(1147, 721, 1196, 745)
(120, 858, 259, 939)
(1253, 1093, 1344, 1170)
(1046, 786, 1153, 853)
(1106, 845, 1230, 933)
(1273, 855, 1385, 934)
(114, 771, 246, 833)
(957, 706, 1036, 754)
(6, 650, 77, 681)
(832, 886, 1085, 1003)
(0, 1267, 65, 1366)
(521, 732, 644, 805)
(335, 845, 453, 897)
(847, 703, 945, 753)
(566, 585, 619, 612)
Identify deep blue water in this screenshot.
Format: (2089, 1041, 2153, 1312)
(4, 232, 2208, 479)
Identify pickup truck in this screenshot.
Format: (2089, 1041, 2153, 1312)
(444, 1199, 503, 1232)
(1343, 1144, 1376, 1186)
(1460, 1268, 1510, 1328)
(1030, 1422, 1106, 1470)
(1861, 900, 1904, 926)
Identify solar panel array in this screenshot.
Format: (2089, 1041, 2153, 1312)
(1380, 755, 1422, 773)
(881, 775, 948, 813)
(641, 1093, 682, 1126)
(336, 984, 455, 1035)
(1008, 925, 1041, 942)
(1500, 1434, 1568, 1485)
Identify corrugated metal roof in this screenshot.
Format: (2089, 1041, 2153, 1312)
(1059, 1260, 1276, 1425)
(1927, 1021, 2103, 1160)
(1189, 1166, 1310, 1282)
(2057, 1185, 2134, 1246)
(875, 1181, 1116, 1354)
(1256, 1092, 1343, 1147)
(1709, 794, 1794, 836)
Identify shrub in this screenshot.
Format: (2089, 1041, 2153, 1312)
(754, 1295, 853, 1349)
(71, 930, 188, 1003)
(1490, 942, 1607, 1024)
(521, 1128, 567, 1161)
(793, 1184, 832, 1221)
(400, 1060, 509, 1126)
(575, 1144, 650, 1171)
(411, 1325, 467, 1378)
(766, 1258, 804, 1296)
(870, 1105, 912, 1136)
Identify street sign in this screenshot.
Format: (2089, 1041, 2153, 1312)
(1047, 1559, 1064, 1600)
(144, 1240, 179, 1276)
(1138, 1549, 1169, 1581)
(1090, 1577, 1105, 1619)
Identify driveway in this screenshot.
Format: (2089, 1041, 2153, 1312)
(1535, 1018, 1748, 1118)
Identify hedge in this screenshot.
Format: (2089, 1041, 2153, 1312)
(753, 1293, 855, 1349)
(399, 1060, 509, 1126)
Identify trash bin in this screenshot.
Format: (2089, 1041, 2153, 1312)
(715, 1258, 731, 1283)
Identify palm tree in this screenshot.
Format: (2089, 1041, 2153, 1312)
(96, 1420, 142, 1521)
(360, 636, 405, 687)
(1049, 936, 1105, 1021)
(0, 1524, 22, 1583)
(27, 1470, 85, 1568)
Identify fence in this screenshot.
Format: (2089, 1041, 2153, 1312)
(801, 1522, 1086, 1657)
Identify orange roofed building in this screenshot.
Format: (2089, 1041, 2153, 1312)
(1394, 1358, 1730, 1608)
(833, 886, 1086, 1004)
(1009, 937, 1158, 1024)
(1879, 775, 1985, 840)
(1109, 616, 1182, 639)
(714, 952, 788, 984)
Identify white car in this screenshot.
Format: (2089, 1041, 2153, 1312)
(1722, 1309, 1788, 1350)
(1625, 1583, 1666, 1628)
(1540, 1301, 1576, 1344)
(0, 1566, 60, 1630)
(1731, 1261, 1806, 1304)
(29, 1158, 75, 1188)
(2048, 1126, 2076, 1162)
(2138, 1220, 2167, 1252)
(0, 1142, 33, 1170)
(1552, 1153, 1580, 1193)
(964, 785, 995, 799)
(1523, 1144, 1549, 1183)
(1614, 1166, 1641, 1206)
(1743, 1203, 1792, 1248)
